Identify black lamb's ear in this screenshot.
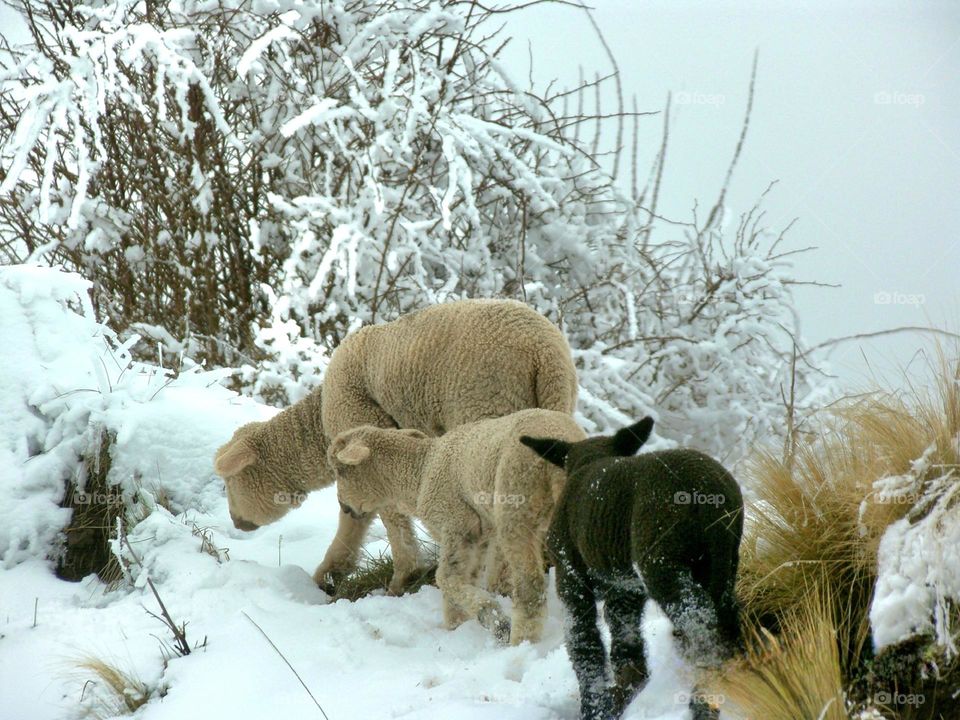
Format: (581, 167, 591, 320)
(519, 435, 571, 469)
(612, 416, 654, 456)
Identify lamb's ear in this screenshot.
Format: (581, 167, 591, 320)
(612, 416, 655, 456)
(214, 439, 258, 476)
(336, 441, 371, 465)
(519, 435, 571, 469)
(398, 429, 428, 439)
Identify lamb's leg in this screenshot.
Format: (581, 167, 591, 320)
(641, 563, 723, 666)
(499, 527, 547, 645)
(436, 531, 510, 643)
(639, 562, 723, 720)
(381, 510, 420, 596)
(444, 537, 487, 629)
(603, 587, 650, 714)
(555, 558, 617, 720)
(484, 543, 511, 595)
(713, 581, 742, 658)
(313, 508, 375, 590)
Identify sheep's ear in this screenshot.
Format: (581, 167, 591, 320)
(612, 416, 655, 456)
(519, 436, 571, 469)
(215, 439, 258, 476)
(398, 429, 428, 439)
(336, 441, 371, 465)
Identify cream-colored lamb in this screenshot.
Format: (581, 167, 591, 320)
(214, 299, 578, 593)
(329, 409, 586, 644)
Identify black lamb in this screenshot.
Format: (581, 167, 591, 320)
(520, 417, 743, 720)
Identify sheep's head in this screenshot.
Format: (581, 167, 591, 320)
(328, 426, 428, 518)
(520, 416, 655, 473)
(214, 421, 318, 530)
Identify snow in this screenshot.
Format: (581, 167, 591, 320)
(1, 528, 695, 720)
(870, 458, 960, 654)
(0, 266, 698, 719)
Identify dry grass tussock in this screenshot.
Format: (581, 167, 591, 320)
(74, 656, 153, 718)
(723, 352, 960, 718)
(332, 542, 439, 602)
(713, 587, 849, 720)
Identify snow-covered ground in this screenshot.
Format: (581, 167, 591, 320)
(0, 495, 695, 720)
(0, 267, 697, 720)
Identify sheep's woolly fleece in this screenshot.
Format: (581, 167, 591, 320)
(214, 298, 578, 522)
(331, 409, 587, 644)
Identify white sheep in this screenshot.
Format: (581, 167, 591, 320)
(329, 408, 586, 644)
(214, 299, 578, 593)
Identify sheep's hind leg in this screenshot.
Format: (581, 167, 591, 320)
(500, 529, 547, 644)
(638, 563, 723, 720)
(437, 532, 510, 643)
(604, 584, 650, 713)
(555, 557, 617, 720)
(484, 543, 511, 595)
(443, 537, 487, 629)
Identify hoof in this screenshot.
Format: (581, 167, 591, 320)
(313, 566, 351, 595)
(478, 606, 511, 644)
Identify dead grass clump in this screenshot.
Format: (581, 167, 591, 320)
(76, 656, 153, 718)
(713, 587, 849, 720)
(56, 427, 123, 583)
(332, 544, 439, 602)
(735, 353, 960, 718)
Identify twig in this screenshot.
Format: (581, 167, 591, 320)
(144, 578, 193, 656)
(805, 327, 960, 357)
(578, 0, 624, 179)
(242, 611, 331, 720)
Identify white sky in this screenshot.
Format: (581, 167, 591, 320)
(501, 0, 960, 392)
(2, 1, 957, 392)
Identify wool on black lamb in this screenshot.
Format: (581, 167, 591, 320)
(520, 416, 743, 720)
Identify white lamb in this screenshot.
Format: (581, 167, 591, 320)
(329, 409, 586, 644)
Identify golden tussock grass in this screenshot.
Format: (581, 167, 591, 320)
(712, 586, 849, 720)
(726, 351, 960, 718)
(75, 656, 152, 718)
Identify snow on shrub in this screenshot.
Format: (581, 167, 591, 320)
(0, 265, 271, 568)
(0, 0, 825, 463)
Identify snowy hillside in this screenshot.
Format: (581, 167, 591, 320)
(0, 266, 697, 720)
(1, 2, 957, 719)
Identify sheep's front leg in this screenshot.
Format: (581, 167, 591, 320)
(555, 555, 616, 720)
(436, 530, 510, 643)
(314, 508, 375, 591)
(381, 509, 420, 596)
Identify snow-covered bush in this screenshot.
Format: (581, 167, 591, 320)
(0, 264, 270, 570)
(0, 0, 822, 461)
